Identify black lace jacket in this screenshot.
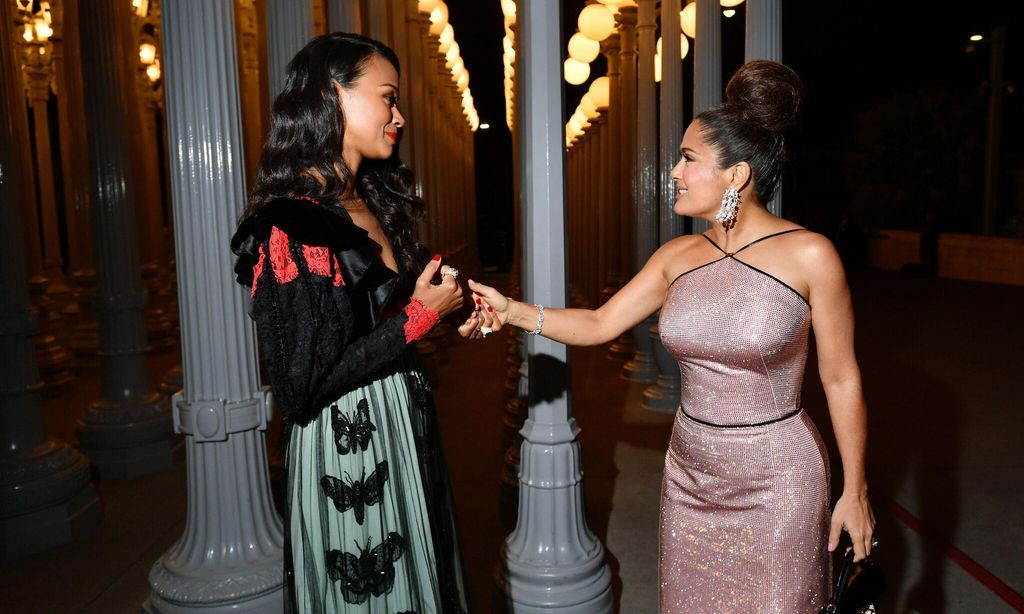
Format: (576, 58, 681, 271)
(230, 197, 437, 428)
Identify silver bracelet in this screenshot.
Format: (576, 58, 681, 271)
(527, 304, 545, 335)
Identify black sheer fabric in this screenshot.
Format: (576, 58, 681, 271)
(231, 197, 410, 429)
(404, 362, 471, 613)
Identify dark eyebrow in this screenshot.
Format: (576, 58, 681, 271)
(379, 83, 399, 92)
(680, 147, 696, 156)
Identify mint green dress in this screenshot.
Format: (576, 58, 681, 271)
(288, 358, 459, 612)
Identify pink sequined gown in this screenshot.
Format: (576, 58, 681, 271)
(658, 230, 830, 613)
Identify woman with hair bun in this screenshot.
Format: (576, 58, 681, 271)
(231, 34, 471, 612)
(466, 60, 874, 611)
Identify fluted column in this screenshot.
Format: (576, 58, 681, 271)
(391, 0, 412, 165)
(745, 0, 783, 217)
(641, 0, 685, 412)
(499, 2, 613, 611)
(603, 31, 634, 360)
(634, 0, 658, 271)
(53, 0, 100, 369)
(76, 0, 174, 479)
(17, 9, 75, 393)
(129, 2, 176, 355)
(266, 0, 312, 99)
(23, 33, 71, 313)
(25, 107, 63, 293)
(433, 42, 450, 254)
(691, 0, 722, 234)
(366, 0, 390, 43)
(409, 7, 432, 239)
(599, 33, 621, 300)
(617, 6, 638, 286)
(0, 0, 101, 562)
(328, 0, 361, 33)
(145, 2, 285, 611)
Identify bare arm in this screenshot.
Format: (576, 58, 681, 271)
(468, 240, 684, 346)
(803, 234, 875, 561)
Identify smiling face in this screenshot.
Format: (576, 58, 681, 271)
(669, 120, 733, 220)
(337, 54, 405, 172)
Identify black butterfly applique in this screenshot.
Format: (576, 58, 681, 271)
(320, 460, 389, 525)
(326, 532, 407, 604)
(331, 399, 376, 455)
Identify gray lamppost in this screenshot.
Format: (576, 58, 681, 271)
(145, 1, 284, 611)
(499, 1, 613, 612)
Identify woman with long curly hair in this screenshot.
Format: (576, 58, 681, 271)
(466, 61, 875, 612)
(231, 33, 470, 612)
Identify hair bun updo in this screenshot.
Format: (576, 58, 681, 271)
(724, 60, 803, 135)
(695, 60, 804, 205)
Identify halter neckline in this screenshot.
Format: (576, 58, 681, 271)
(701, 228, 805, 257)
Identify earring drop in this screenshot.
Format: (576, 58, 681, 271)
(716, 187, 740, 231)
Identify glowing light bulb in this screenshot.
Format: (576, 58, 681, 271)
(139, 43, 157, 65)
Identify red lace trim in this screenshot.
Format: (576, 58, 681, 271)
(299, 245, 345, 286)
(269, 227, 298, 283)
(251, 243, 267, 298)
(403, 298, 439, 343)
(332, 255, 345, 287)
(303, 245, 331, 276)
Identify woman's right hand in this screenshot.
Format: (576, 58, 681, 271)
(411, 255, 464, 318)
(467, 279, 512, 325)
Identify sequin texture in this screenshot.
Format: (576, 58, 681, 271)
(658, 251, 830, 613)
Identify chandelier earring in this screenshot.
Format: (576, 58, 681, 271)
(716, 187, 741, 231)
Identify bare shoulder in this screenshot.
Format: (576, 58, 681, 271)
(654, 234, 714, 280)
(788, 231, 850, 301)
(790, 230, 842, 269)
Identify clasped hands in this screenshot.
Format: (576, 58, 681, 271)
(411, 258, 509, 340)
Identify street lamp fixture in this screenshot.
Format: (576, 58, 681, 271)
(578, 4, 616, 42)
(564, 58, 590, 85)
(680, 3, 696, 39)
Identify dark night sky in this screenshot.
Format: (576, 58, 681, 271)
(443, 1, 1021, 266)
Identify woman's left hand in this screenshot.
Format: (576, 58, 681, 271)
(457, 281, 505, 340)
(829, 490, 876, 562)
(457, 296, 500, 340)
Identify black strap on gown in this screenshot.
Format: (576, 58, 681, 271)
(700, 227, 806, 256)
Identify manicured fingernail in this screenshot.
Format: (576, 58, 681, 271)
(475, 298, 481, 304)
(487, 306, 494, 312)
(827, 543, 835, 552)
(432, 253, 441, 261)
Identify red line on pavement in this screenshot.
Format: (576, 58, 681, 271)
(884, 497, 1024, 612)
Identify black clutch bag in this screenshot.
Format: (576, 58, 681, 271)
(820, 542, 885, 614)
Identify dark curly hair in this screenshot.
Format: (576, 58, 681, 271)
(696, 60, 804, 204)
(248, 32, 427, 290)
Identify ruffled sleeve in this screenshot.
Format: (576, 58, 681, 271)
(249, 226, 439, 426)
(232, 198, 440, 427)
